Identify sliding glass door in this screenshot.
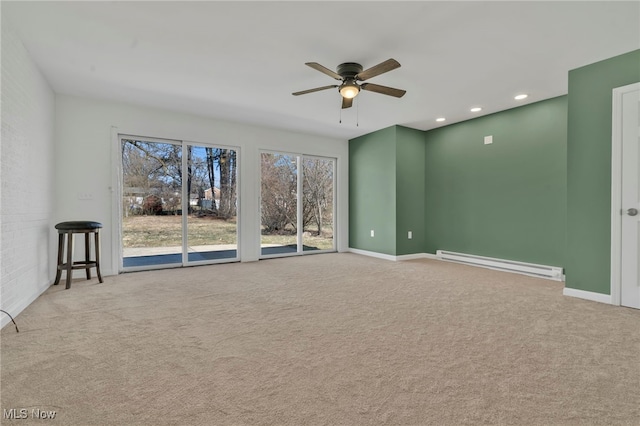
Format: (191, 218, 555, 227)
(185, 145, 238, 263)
(121, 138, 183, 268)
(121, 136, 238, 270)
(260, 151, 335, 257)
(301, 156, 334, 251)
(260, 152, 298, 255)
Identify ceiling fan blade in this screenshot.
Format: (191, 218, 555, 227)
(305, 62, 342, 80)
(361, 83, 406, 98)
(292, 85, 339, 96)
(342, 97, 353, 109)
(356, 59, 401, 81)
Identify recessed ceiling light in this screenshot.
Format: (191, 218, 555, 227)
(470, 107, 482, 112)
(514, 94, 528, 100)
(436, 117, 446, 122)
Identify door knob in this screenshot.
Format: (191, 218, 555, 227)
(628, 208, 639, 216)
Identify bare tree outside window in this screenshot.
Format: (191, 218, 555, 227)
(121, 140, 238, 260)
(302, 157, 333, 237)
(260, 152, 334, 252)
(121, 140, 333, 264)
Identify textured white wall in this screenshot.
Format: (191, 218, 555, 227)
(55, 95, 349, 275)
(1, 18, 56, 328)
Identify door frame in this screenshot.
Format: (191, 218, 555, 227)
(610, 82, 640, 305)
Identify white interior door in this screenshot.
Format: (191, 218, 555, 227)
(617, 84, 640, 308)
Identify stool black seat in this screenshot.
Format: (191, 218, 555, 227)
(54, 221, 103, 289)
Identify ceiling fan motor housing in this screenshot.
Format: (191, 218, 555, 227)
(337, 62, 364, 79)
(337, 63, 363, 99)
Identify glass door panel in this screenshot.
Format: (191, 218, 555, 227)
(260, 152, 336, 258)
(260, 152, 298, 256)
(121, 137, 239, 270)
(121, 138, 183, 268)
(186, 145, 238, 263)
(302, 157, 335, 252)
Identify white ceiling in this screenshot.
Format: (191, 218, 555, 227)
(3, 1, 639, 140)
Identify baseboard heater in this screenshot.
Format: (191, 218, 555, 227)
(436, 250, 564, 281)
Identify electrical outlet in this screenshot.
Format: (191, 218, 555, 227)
(484, 135, 493, 145)
(370, 230, 375, 237)
(408, 231, 412, 239)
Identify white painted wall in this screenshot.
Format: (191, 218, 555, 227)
(1, 18, 56, 328)
(55, 95, 349, 276)
(1, 20, 347, 327)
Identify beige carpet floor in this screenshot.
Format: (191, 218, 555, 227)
(1, 253, 639, 425)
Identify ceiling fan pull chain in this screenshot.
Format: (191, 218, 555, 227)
(357, 98, 359, 127)
(339, 105, 342, 124)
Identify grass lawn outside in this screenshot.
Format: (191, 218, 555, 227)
(122, 215, 334, 251)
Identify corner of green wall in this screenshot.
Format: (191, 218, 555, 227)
(349, 126, 397, 255)
(395, 126, 426, 255)
(347, 49, 639, 282)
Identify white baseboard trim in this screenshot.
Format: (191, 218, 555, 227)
(349, 248, 567, 282)
(348, 248, 398, 261)
(396, 253, 438, 261)
(348, 248, 437, 262)
(563, 287, 612, 305)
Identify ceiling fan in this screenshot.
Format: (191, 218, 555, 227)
(292, 58, 406, 109)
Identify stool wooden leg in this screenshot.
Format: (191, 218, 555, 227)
(65, 232, 74, 289)
(95, 231, 103, 283)
(85, 232, 91, 280)
(54, 233, 64, 285)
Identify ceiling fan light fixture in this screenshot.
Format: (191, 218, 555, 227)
(294, 59, 404, 110)
(339, 81, 360, 99)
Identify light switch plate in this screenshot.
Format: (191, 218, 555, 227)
(77, 192, 94, 200)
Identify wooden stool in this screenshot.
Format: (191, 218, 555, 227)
(54, 221, 103, 289)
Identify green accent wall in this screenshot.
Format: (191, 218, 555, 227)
(424, 97, 567, 266)
(396, 126, 426, 255)
(349, 125, 426, 256)
(349, 50, 639, 295)
(566, 49, 640, 294)
(349, 126, 397, 255)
